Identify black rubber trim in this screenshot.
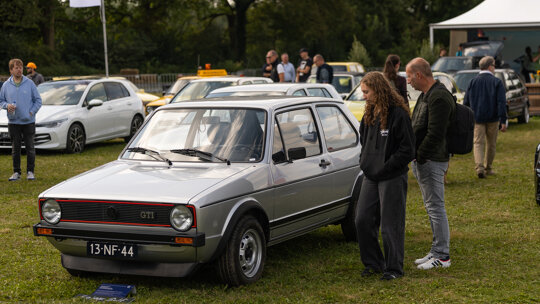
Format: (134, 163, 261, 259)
(269, 197, 350, 228)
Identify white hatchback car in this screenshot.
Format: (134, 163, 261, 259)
(0, 79, 145, 153)
(205, 83, 342, 99)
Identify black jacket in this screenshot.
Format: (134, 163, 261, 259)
(359, 106, 415, 181)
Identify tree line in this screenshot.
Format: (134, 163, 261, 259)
(0, 0, 482, 76)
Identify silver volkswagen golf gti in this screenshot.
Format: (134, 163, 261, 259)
(34, 96, 363, 285)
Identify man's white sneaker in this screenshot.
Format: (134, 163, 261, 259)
(27, 172, 35, 180)
(417, 257, 451, 270)
(414, 253, 434, 265)
(8, 172, 21, 181)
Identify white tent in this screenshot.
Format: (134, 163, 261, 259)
(429, 0, 540, 48)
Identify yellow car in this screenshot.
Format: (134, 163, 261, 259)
(144, 69, 227, 115)
(328, 62, 365, 73)
(344, 72, 463, 121)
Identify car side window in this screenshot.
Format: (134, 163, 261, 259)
(321, 88, 332, 98)
(509, 72, 523, 89)
(85, 83, 107, 106)
(104, 82, 128, 100)
(316, 106, 357, 151)
(307, 88, 325, 97)
(275, 108, 322, 160)
(293, 90, 307, 96)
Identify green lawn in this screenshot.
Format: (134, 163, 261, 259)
(1, 118, 539, 303)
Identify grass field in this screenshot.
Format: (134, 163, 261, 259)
(0, 117, 539, 303)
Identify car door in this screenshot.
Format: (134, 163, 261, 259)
(83, 82, 112, 141)
(269, 106, 334, 241)
(103, 82, 134, 137)
(314, 105, 360, 200)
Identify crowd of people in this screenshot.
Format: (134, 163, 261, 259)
(0, 53, 509, 282)
(262, 48, 334, 84)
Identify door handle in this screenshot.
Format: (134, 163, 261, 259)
(319, 159, 331, 168)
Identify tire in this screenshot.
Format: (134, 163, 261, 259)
(124, 115, 143, 143)
(66, 124, 85, 153)
(517, 105, 529, 124)
(217, 215, 266, 286)
(341, 176, 362, 242)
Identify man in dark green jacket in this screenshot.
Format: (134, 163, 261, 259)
(406, 57, 455, 270)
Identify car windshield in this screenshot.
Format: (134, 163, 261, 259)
(207, 91, 285, 98)
(38, 82, 88, 105)
(332, 76, 353, 93)
(123, 108, 266, 162)
(346, 85, 364, 101)
(166, 79, 191, 95)
(331, 65, 347, 72)
(432, 57, 473, 73)
(170, 81, 235, 103)
(463, 41, 503, 57)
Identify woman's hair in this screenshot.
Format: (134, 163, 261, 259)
(382, 54, 400, 81)
(361, 71, 410, 129)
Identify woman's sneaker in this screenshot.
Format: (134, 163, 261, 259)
(414, 253, 434, 265)
(417, 257, 451, 270)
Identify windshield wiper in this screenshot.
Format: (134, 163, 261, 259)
(126, 147, 173, 166)
(170, 148, 230, 165)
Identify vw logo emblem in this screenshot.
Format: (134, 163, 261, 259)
(106, 206, 119, 219)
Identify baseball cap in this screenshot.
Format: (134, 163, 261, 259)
(299, 48, 309, 54)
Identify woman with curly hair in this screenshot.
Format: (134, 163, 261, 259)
(383, 54, 408, 107)
(355, 72, 415, 280)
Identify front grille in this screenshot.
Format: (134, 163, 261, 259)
(35, 133, 51, 145)
(45, 199, 175, 227)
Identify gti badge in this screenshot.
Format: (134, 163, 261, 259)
(140, 211, 155, 220)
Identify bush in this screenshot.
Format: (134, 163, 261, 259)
(347, 36, 372, 67)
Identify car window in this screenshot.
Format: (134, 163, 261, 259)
(104, 82, 128, 100)
(503, 73, 515, 90)
(252, 80, 268, 84)
(293, 89, 307, 96)
(509, 72, 523, 89)
(332, 76, 352, 93)
(307, 88, 326, 97)
(85, 83, 108, 104)
(316, 106, 357, 151)
(454, 73, 478, 92)
(240, 80, 252, 85)
(275, 108, 321, 159)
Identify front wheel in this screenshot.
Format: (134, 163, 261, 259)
(66, 124, 85, 153)
(217, 216, 266, 286)
(124, 115, 143, 142)
(517, 105, 529, 124)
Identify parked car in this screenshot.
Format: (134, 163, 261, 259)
(307, 72, 364, 98)
(145, 69, 228, 115)
(205, 83, 341, 99)
(123, 79, 160, 106)
(327, 62, 365, 73)
(432, 40, 506, 76)
(534, 144, 540, 205)
(0, 79, 144, 153)
(33, 96, 363, 285)
(146, 77, 273, 114)
(454, 69, 530, 123)
(344, 72, 462, 121)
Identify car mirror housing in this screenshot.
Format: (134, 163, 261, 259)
(288, 147, 306, 161)
(87, 99, 104, 109)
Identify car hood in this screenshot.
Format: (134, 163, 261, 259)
(0, 105, 75, 124)
(40, 160, 252, 204)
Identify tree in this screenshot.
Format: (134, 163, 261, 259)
(347, 36, 371, 67)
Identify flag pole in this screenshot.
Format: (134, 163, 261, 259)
(100, 0, 109, 77)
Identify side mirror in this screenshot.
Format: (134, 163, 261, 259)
(288, 147, 306, 161)
(87, 99, 103, 109)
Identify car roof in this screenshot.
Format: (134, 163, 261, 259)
(209, 83, 336, 93)
(161, 96, 343, 111)
(190, 76, 271, 83)
(454, 69, 513, 74)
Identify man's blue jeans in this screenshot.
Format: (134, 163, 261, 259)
(411, 160, 450, 259)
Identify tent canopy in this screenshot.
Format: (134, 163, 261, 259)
(429, 0, 540, 48)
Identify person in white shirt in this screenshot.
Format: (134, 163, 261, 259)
(278, 53, 296, 82)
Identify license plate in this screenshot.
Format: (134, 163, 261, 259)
(87, 242, 137, 258)
(0, 132, 9, 139)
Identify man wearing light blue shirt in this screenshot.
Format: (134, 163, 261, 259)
(278, 53, 296, 82)
(0, 59, 42, 181)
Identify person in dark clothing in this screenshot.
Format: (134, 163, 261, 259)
(382, 54, 408, 107)
(406, 57, 455, 270)
(464, 56, 507, 178)
(355, 72, 415, 281)
(313, 54, 333, 84)
(296, 48, 313, 83)
(520, 47, 533, 83)
(262, 50, 279, 82)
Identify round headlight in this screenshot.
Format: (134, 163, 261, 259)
(170, 205, 193, 231)
(42, 199, 61, 224)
